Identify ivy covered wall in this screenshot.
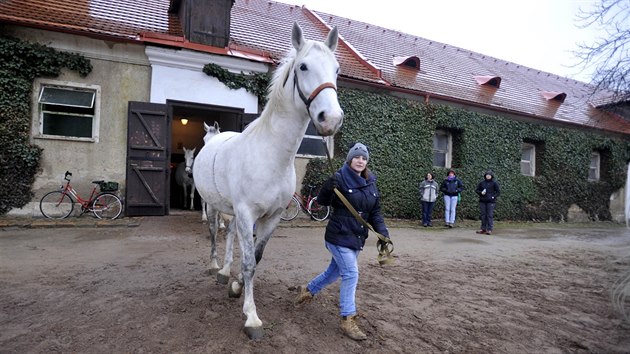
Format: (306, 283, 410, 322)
(303, 88, 630, 222)
(0, 34, 92, 215)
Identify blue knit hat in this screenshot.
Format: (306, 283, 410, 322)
(346, 143, 369, 163)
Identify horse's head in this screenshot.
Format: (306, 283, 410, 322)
(290, 23, 344, 136)
(203, 121, 221, 144)
(183, 147, 196, 176)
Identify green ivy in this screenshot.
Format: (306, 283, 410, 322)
(0, 34, 92, 215)
(202, 63, 270, 105)
(302, 88, 630, 222)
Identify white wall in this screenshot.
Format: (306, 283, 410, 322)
(145, 46, 267, 113)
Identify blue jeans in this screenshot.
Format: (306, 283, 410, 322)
(444, 195, 459, 224)
(480, 202, 496, 231)
(421, 201, 435, 225)
(307, 241, 360, 317)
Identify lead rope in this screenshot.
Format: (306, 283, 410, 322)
(322, 139, 394, 265)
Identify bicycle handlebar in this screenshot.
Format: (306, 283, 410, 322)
(64, 171, 72, 181)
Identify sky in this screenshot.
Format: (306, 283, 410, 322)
(274, 0, 604, 83)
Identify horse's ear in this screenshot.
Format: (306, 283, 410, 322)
(204, 122, 210, 132)
(292, 22, 305, 51)
(213, 121, 220, 130)
(192, 147, 196, 154)
(325, 26, 338, 52)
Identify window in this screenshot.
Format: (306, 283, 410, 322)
(393, 56, 420, 70)
(473, 75, 502, 88)
(35, 81, 100, 142)
(588, 152, 600, 181)
(521, 143, 536, 176)
(297, 122, 327, 157)
(432, 130, 452, 168)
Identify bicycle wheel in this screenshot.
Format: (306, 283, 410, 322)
(40, 191, 74, 219)
(92, 193, 123, 220)
(280, 196, 300, 221)
(308, 196, 331, 221)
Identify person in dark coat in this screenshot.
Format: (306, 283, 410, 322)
(475, 170, 500, 235)
(439, 169, 464, 228)
(294, 142, 390, 341)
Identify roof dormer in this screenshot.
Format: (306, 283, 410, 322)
(474, 75, 501, 88)
(170, 0, 234, 48)
(541, 91, 567, 103)
(393, 55, 420, 70)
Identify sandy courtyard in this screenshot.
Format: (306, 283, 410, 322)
(1, 213, 629, 353)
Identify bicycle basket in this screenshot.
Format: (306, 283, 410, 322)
(100, 181, 119, 192)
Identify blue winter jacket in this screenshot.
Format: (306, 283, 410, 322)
(317, 164, 389, 251)
(475, 171, 501, 203)
(440, 176, 464, 197)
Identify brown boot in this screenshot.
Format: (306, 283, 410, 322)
(294, 285, 313, 305)
(340, 315, 367, 341)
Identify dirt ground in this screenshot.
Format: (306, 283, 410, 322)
(1, 212, 629, 353)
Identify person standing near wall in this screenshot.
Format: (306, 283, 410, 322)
(419, 172, 438, 227)
(440, 169, 464, 228)
(475, 170, 500, 235)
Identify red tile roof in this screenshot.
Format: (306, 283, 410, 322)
(1, 0, 627, 135)
(0, 0, 181, 40)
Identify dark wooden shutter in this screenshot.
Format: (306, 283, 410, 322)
(125, 102, 171, 216)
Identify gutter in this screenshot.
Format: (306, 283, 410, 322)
(0, 17, 139, 44)
(139, 32, 274, 64)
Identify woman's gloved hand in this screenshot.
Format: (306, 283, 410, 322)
(323, 176, 339, 191)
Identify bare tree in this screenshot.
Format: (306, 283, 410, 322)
(575, 0, 629, 103)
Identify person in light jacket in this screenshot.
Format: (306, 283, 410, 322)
(419, 172, 438, 227)
(475, 170, 500, 235)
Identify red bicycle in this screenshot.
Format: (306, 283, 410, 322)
(280, 184, 330, 221)
(39, 171, 123, 220)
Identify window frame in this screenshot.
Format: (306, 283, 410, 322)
(32, 79, 101, 143)
(521, 143, 536, 176)
(432, 129, 452, 168)
(588, 151, 600, 182)
(296, 121, 329, 158)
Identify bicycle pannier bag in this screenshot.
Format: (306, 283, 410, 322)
(100, 181, 119, 192)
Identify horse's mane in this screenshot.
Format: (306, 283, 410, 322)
(245, 40, 322, 134)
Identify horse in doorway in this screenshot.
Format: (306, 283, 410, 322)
(193, 22, 343, 339)
(174, 146, 196, 210)
(200, 121, 231, 229)
(200, 121, 224, 226)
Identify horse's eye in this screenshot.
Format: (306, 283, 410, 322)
(336, 67, 340, 75)
(300, 63, 307, 71)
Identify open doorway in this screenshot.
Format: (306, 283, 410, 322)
(167, 100, 256, 212)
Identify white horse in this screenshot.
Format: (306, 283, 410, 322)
(174, 147, 196, 210)
(200, 121, 224, 226)
(193, 22, 343, 339)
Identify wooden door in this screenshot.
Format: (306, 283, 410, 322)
(125, 102, 170, 216)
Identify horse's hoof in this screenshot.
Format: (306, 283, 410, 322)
(228, 281, 242, 298)
(244, 326, 264, 340)
(217, 272, 230, 284)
